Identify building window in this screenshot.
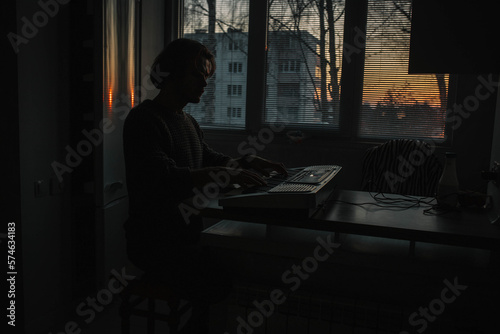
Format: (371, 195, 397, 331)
(182, 0, 449, 141)
(229, 62, 243, 73)
(227, 84, 242, 96)
(278, 60, 301, 73)
(227, 107, 242, 118)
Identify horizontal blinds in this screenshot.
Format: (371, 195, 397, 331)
(183, 0, 249, 128)
(181, 0, 447, 139)
(359, 0, 448, 139)
(266, 0, 345, 129)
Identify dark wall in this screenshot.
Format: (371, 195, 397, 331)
(451, 74, 498, 192)
(16, 0, 73, 331)
(488, 89, 500, 219)
(14, 0, 92, 332)
(409, 0, 500, 74)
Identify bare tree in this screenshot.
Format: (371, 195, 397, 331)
(269, 0, 344, 123)
(326, 0, 342, 117)
(318, 0, 328, 121)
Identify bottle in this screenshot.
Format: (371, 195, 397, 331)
(436, 152, 459, 208)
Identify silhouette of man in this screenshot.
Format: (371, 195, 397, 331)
(123, 38, 286, 330)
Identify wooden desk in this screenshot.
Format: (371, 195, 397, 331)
(202, 189, 500, 251)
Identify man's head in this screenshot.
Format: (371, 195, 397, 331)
(150, 38, 216, 90)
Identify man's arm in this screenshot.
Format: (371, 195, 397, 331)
(231, 154, 288, 177)
(186, 114, 287, 187)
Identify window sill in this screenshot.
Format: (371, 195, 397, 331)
(201, 126, 453, 151)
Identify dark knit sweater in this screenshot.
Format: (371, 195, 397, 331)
(123, 99, 231, 259)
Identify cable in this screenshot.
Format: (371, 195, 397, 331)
(327, 179, 437, 213)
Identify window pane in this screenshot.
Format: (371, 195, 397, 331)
(266, 0, 345, 128)
(359, 0, 448, 139)
(183, 0, 249, 128)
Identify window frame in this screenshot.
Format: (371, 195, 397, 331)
(175, 0, 453, 146)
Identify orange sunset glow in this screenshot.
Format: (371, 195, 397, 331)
(104, 0, 136, 120)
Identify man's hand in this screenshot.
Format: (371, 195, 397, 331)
(191, 166, 268, 189)
(238, 155, 288, 177)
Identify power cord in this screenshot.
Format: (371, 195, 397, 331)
(329, 179, 437, 214)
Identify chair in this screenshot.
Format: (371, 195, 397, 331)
(361, 139, 442, 197)
(119, 276, 194, 334)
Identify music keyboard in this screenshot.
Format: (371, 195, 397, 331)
(218, 165, 341, 216)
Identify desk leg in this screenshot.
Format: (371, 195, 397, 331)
(409, 240, 415, 258)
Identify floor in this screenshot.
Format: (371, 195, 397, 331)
(73, 267, 492, 334)
(77, 286, 252, 334)
(74, 282, 405, 334)
(76, 283, 350, 334)
(75, 285, 488, 334)
(77, 300, 229, 334)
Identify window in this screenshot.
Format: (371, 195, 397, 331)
(359, 0, 448, 139)
(227, 84, 242, 96)
(229, 62, 243, 73)
(266, 0, 344, 127)
(182, 0, 449, 140)
(278, 60, 301, 73)
(227, 107, 242, 118)
(183, 0, 248, 128)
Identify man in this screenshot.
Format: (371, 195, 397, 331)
(123, 38, 286, 329)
